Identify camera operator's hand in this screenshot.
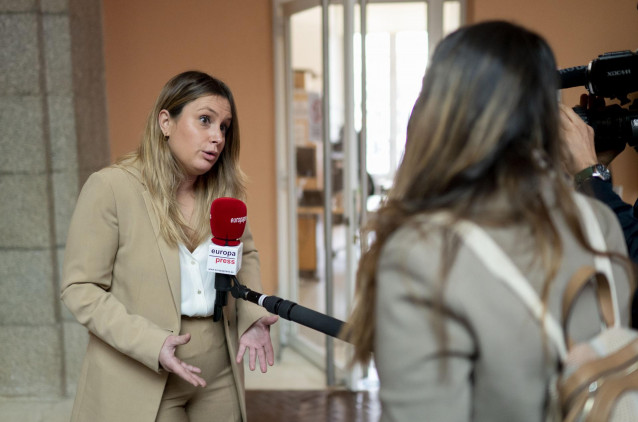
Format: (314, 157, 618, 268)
(561, 94, 625, 174)
(580, 94, 626, 166)
(560, 100, 597, 175)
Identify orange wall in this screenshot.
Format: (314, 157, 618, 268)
(467, 0, 638, 202)
(101, 0, 638, 296)
(102, 0, 277, 294)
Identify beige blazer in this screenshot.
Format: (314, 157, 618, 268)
(374, 193, 632, 422)
(61, 165, 269, 422)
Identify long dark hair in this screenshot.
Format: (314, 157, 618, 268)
(346, 21, 595, 364)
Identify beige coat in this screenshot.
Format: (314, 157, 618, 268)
(61, 165, 269, 422)
(374, 194, 632, 422)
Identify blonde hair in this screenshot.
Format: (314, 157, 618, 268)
(117, 71, 246, 250)
(346, 21, 603, 365)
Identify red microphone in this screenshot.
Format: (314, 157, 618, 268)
(207, 197, 247, 275)
(210, 197, 247, 246)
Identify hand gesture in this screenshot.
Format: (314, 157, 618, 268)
(236, 315, 279, 373)
(159, 333, 207, 387)
(560, 101, 597, 175)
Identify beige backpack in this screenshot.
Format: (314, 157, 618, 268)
(555, 266, 638, 421)
(449, 195, 638, 421)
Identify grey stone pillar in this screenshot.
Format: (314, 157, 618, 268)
(0, 0, 109, 400)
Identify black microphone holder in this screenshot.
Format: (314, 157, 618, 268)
(213, 273, 350, 343)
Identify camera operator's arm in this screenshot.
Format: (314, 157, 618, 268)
(560, 100, 638, 263)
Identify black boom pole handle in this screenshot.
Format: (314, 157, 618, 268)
(234, 281, 349, 342)
(262, 295, 345, 339)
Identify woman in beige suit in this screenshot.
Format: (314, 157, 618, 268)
(61, 71, 277, 422)
(346, 21, 632, 421)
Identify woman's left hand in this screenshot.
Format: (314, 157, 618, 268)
(236, 315, 279, 372)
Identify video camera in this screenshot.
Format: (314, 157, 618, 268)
(559, 50, 638, 152)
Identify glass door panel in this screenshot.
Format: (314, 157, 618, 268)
(357, 2, 428, 202)
(289, 2, 351, 385)
(277, 0, 464, 389)
(289, 5, 327, 370)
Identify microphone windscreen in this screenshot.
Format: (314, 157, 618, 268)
(210, 197, 247, 246)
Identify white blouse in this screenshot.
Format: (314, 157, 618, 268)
(178, 239, 217, 317)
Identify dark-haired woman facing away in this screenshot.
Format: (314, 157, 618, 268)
(345, 21, 631, 422)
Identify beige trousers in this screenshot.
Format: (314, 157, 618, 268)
(155, 317, 241, 422)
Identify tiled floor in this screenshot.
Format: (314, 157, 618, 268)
(244, 346, 380, 421)
(245, 346, 380, 422)
(246, 389, 380, 422)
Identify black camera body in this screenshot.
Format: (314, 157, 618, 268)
(559, 50, 638, 152)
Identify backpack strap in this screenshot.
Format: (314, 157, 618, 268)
(562, 266, 617, 349)
(571, 194, 620, 327)
(451, 219, 568, 360)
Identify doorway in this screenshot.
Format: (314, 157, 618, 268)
(272, 0, 465, 389)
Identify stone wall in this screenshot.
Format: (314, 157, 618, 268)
(0, 0, 109, 399)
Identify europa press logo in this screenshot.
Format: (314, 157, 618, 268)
(208, 243, 243, 275)
(210, 248, 237, 258)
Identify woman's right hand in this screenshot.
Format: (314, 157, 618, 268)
(159, 333, 207, 387)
